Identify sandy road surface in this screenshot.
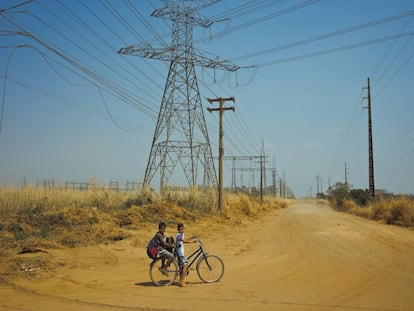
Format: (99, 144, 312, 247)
(1, 202, 414, 311)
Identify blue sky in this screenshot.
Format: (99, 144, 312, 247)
(1, 0, 413, 197)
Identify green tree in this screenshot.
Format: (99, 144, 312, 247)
(329, 182, 349, 210)
(349, 189, 371, 206)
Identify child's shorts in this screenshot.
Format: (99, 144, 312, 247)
(158, 249, 173, 259)
(178, 256, 188, 269)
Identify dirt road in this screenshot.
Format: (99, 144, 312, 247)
(1, 202, 414, 311)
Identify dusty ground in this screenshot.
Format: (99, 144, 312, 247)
(1, 201, 414, 311)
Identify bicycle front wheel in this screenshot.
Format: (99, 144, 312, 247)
(149, 258, 179, 286)
(196, 254, 224, 283)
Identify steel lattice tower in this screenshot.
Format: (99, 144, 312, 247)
(119, 0, 239, 191)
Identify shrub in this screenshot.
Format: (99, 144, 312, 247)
(329, 182, 349, 210)
(386, 197, 414, 226)
(356, 196, 414, 227)
(8, 223, 29, 240)
(124, 189, 156, 208)
(370, 199, 388, 221)
(162, 187, 217, 213)
(234, 194, 256, 216)
(342, 199, 358, 212)
(349, 189, 371, 206)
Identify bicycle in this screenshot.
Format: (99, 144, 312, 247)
(149, 236, 224, 286)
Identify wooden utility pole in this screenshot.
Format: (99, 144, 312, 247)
(345, 162, 348, 191)
(328, 177, 331, 198)
(315, 174, 320, 195)
(207, 97, 235, 210)
(231, 157, 236, 190)
(364, 78, 375, 198)
(259, 140, 266, 204)
(272, 157, 277, 197)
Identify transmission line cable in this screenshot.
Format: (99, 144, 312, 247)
(2, 74, 152, 133)
(232, 10, 414, 62)
(374, 49, 414, 98)
(196, 0, 320, 43)
(0, 0, 34, 13)
(99, 0, 144, 42)
(124, 0, 167, 46)
(10, 9, 152, 98)
(2, 12, 160, 119)
(326, 89, 364, 178)
(78, 0, 166, 82)
(0, 46, 20, 136)
(212, 0, 278, 20)
(4, 45, 158, 131)
(379, 143, 414, 176)
(97, 86, 143, 132)
(376, 126, 414, 167)
(78, 0, 167, 89)
(252, 31, 414, 68)
(225, 115, 259, 156)
(375, 35, 413, 87)
(50, 0, 163, 99)
(371, 15, 413, 80)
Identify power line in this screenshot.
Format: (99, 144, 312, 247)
(39, 0, 162, 103)
(99, 0, 145, 43)
(374, 49, 414, 98)
(232, 10, 414, 62)
(0, 46, 19, 136)
(1, 13, 160, 119)
(376, 126, 414, 168)
(124, 0, 167, 46)
(0, 0, 34, 13)
(326, 89, 364, 178)
(1, 74, 153, 134)
(378, 142, 414, 177)
(196, 0, 320, 43)
(371, 14, 413, 80)
(252, 31, 414, 68)
(212, 0, 283, 20)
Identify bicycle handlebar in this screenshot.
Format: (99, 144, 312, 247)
(190, 235, 203, 246)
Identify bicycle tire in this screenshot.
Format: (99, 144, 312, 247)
(149, 258, 179, 286)
(196, 254, 224, 283)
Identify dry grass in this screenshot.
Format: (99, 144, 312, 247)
(370, 196, 414, 227)
(0, 186, 287, 252)
(334, 196, 414, 228)
(0, 186, 132, 220)
(223, 193, 290, 220)
(161, 186, 217, 214)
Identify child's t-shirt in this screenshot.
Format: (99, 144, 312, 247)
(176, 232, 185, 257)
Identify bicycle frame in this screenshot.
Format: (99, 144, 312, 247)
(160, 240, 207, 271)
(184, 244, 208, 271)
(151, 236, 224, 286)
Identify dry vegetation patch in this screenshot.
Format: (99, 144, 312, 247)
(0, 187, 288, 279)
(370, 197, 414, 226)
(330, 196, 414, 228)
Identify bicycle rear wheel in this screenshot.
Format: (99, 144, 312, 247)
(196, 254, 224, 283)
(149, 258, 179, 286)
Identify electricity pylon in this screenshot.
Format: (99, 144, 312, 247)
(119, 0, 239, 191)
